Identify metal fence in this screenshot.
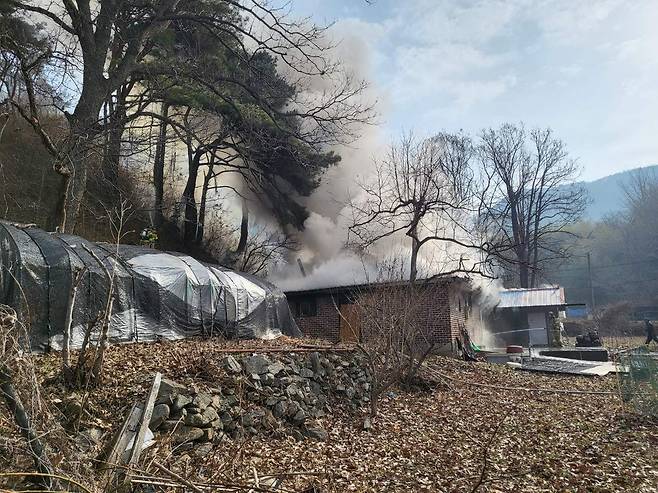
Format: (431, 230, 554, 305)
(618, 347, 658, 418)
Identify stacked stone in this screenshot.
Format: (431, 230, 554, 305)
(149, 351, 370, 450)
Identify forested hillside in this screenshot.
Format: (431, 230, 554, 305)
(545, 168, 658, 309)
(0, 1, 373, 272)
(578, 164, 658, 220)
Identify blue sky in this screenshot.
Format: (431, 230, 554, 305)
(291, 0, 658, 181)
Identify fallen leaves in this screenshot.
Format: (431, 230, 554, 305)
(3, 339, 657, 492)
(175, 355, 657, 492)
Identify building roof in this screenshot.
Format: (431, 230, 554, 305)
(497, 286, 565, 309)
(284, 276, 466, 296)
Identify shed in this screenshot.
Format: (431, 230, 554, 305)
(490, 286, 567, 346)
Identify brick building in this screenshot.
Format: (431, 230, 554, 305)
(285, 277, 481, 349)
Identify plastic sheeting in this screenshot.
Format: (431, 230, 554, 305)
(0, 222, 301, 352)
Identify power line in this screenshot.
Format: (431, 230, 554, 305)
(551, 257, 658, 273)
(561, 275, 658, 289)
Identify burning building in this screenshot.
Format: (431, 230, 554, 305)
(285, 277, 482, 349)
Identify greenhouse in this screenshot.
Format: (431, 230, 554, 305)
(0, 221, 300, 352)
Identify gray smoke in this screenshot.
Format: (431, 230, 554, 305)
(268, 19, 486, 290)
(268, 18, 390, 288)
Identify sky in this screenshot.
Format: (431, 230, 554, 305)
(290, 0, 658, 181)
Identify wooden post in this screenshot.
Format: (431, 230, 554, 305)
(127, 372, 162, 467)
(100, 403, 142, 481)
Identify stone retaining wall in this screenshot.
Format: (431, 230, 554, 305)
(150, 351, 371, 452)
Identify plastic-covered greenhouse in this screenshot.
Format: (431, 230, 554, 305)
(0, 221, 301, 352)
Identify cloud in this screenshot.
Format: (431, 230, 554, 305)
(379, 1, 522, 110)
(531, 0, 624, 44)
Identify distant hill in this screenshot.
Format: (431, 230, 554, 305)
(579, 164, 658, 220)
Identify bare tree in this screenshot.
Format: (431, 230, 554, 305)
(234, 227, 297, 276)
(63, 199, 132, 389)
(339, 276, 442, 418)
(350, 132, 496, 283)
(478, 123, 587, 288)
(152, 101, 170, 228)
(201, 204, 296, 276)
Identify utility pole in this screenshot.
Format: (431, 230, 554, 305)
(587, 252, 595, 314)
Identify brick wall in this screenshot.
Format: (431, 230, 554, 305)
(449, 284, 468, 340)
(419, 282, 454, 346)
(288, 293, 341, 342)
(287, 281, 468, 347)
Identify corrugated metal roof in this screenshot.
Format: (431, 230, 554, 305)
(497, 286, 565, 309)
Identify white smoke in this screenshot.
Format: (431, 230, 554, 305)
(466, 276, 504, 349)
(473, 277, 504, 312)
(269, 253, 376, 291)
(266, 18, 391, 288)
(267, 19, 487, 291)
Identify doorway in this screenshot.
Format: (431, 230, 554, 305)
(339, 303, 361, 342)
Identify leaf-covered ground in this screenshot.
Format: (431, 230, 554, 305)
(4, 339, 658, 492)
(181, 354, 657, 493)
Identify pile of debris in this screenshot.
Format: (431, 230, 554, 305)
(146, 351, 371, 451)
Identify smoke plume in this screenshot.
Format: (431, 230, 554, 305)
(268, 19, 489, 291)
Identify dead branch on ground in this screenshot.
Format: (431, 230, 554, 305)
(470, 414, 509, 493)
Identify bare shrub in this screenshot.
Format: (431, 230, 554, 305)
(340, 276, 441, 418)
(593, 302, 632, 338)
(63, 200, 132, 390)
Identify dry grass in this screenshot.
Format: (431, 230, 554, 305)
(604, 335, 648, 350)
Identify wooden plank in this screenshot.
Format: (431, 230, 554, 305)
(101, 402, 142, 478)
(339, 304, 360, 343)
(127, 372, 162, 467)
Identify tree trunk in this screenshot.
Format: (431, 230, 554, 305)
(91, 298, 113, 384)
(518, 249, 529, 288)
(182, 148, 203, 245)
(409, 235, 420, 283)
(101, 88, 128, 192)
(56, 119, 102, 232)
(62, 150, 89, 234)
(509, 197, 530, 288)
(102, 124, 122, 190)
(236, 196, 249, 255)
(62, 284, 76, 371)
(47, 174, 70, 231)
(196, 162, 214, 245)
(529, 242, 539, 288)
(55, 67, 108, 233)
(153, 102, 170, 228)
(529, 195, 545, 288)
